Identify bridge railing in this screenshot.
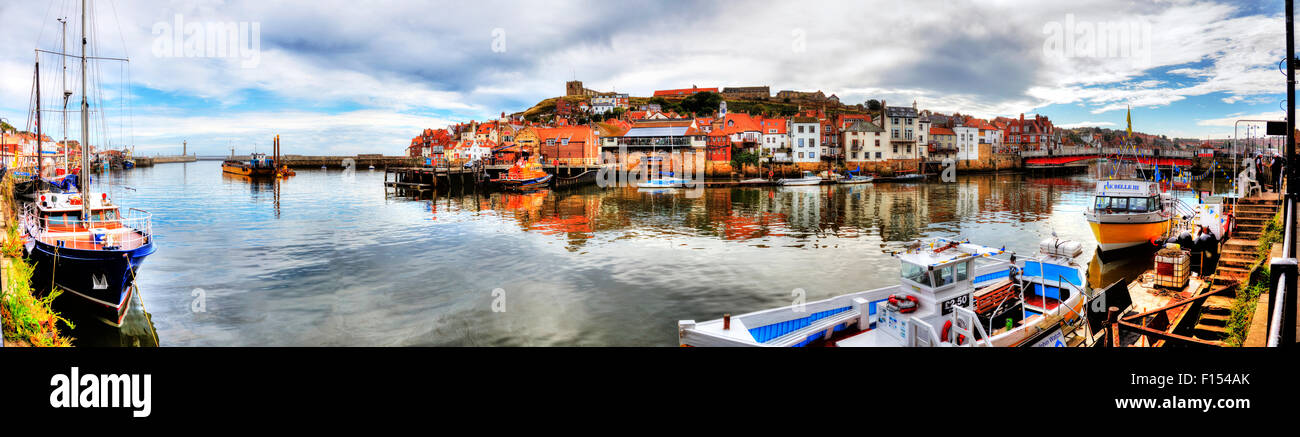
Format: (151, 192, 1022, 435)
(1099, 147, 1195, 158)
(1021, 146, 1100, 158)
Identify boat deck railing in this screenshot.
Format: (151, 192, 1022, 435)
(30, 208, 153, 250)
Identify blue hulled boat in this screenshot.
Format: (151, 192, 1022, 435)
(23, 192, 156, 326)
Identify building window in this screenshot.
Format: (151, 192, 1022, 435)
(810, 139, 817, 147)
(876, 152, 882, 159)
(798, 152, 805, 158)
(798, 126, 804, 133)
(875, 139, 881, 146)
(810, 152, 816, 159)
(892, 118, 899, 125)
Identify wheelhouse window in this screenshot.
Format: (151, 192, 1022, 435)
(937, 265, 954, 286)
(1107, 197, 1128, 211)
(91, 209, 120, 221)
(1128, 197, 1149, 212)
(955, 262, 968, 282)
(901, 262, 931, 286)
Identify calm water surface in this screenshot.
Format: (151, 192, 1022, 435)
(73, 160, 1206, 346)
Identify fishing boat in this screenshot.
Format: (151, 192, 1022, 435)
(777, 171, 822, 186)
(498, 158, 552, 191)
(1084, 180, 1173, 252)
(677, 237, 1092, 347)
(20, 1, 156, 326)
(222, 152, 276, 177)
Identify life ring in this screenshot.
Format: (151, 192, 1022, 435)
(887, 294, 918, 313)
(941, 319, 967, 345)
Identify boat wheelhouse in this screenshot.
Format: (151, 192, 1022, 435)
(1084, 180, 1173, 252)
(22, 191, 155, 326)
(678, 237, 1091, 347)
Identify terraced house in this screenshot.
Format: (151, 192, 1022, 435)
(881, 102, 922, 162)
(789, 116, 820, 163)
(842, 119, 886, 163)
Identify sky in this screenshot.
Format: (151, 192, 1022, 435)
(0, 0, 1297, 156)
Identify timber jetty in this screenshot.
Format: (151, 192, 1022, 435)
(203, 154, 419, 169)
(385, 164, 603, 193)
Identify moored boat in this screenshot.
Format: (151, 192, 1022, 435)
(677, 237, 1092, 347)
(777, 171, 822, 186)
(22, 191, 156, 326)
(223, 152, 276, 177)
(499, 158, 552, 191)
(1084, 180, 1173, 252)
(836, 174, 874, 184)
(636, 176, 691, 188)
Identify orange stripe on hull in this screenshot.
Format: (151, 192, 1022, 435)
(1088, 220, 1169, 251)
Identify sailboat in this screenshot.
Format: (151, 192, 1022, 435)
(21, 0, 156, 326)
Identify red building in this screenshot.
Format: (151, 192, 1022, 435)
(408, 128, 453, 160)
(1003, 114, 1056, 151)
(706, 130, 731, 162)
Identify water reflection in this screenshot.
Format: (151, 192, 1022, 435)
(88, 160, 1218, 346)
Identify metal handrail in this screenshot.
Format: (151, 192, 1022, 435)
(1268, 271, 1289, 347)
(1267, 197, 1295, 346)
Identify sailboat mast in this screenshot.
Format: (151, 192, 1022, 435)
(79, 0, 91, 219)
(60, 17, 69, 171)
(34, 59, 42, 177)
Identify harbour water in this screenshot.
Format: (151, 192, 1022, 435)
(71, 160, 1209, 346)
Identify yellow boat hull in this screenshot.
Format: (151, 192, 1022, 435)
(1088, 220, 1170, 251)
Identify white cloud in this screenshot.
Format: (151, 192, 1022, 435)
(1, 0, 1293, 153)
(1057, 121, 1117, 129)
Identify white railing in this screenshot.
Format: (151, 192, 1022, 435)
(29, 208, 153, 250)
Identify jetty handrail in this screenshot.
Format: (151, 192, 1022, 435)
(1266, 196, 1296, 346)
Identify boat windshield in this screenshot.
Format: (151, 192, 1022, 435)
(901, 262, 932, 286)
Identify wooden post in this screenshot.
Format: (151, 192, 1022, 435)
(1106, 306, 1120, 347)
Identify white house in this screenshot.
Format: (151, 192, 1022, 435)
(759, 117, 790, 162)
(954, 125, 980, 161)
(843, 119, 886, 163)
(790, 116, 820, 163)
(883, 104, 919, 161)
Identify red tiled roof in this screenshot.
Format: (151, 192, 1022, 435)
(758, 117, 787, 134)
(930, 127, 955, 136)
